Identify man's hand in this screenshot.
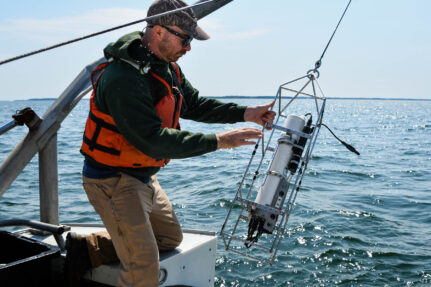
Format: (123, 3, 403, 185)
(243, 101, 276, 129)
(216, 128, 263, 149)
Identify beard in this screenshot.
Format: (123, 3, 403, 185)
(164, 49, 186, 62)
(159, 35, 187, 62)
(176, 50, 187, 58)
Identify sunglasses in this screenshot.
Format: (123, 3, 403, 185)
(160, 25, 193, 47)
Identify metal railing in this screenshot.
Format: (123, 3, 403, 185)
(0, 57, 105, 248)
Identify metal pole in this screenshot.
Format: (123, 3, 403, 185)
(193, 0, 232, 19)
(39, 133, 59, 225)
(0, 120, 18, 136)
(0, 57, 103, 198)
(0, 219, 65, 234)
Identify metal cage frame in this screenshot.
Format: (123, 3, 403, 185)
(220, 71, 327, 265)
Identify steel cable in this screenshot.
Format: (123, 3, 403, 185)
(313, 0, 353, 71)
(0, 0, 214, 66)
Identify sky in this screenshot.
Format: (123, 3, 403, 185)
(0, 0, 430, 101)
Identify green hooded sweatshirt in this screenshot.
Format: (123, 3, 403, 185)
(84, 31, 247, 178)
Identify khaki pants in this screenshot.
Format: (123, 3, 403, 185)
(83, 173, 183, 287)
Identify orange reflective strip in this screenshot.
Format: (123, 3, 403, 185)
(91, 62, 109, 90)
(171, 62, 181, 85)
(150, 71, 171, 95)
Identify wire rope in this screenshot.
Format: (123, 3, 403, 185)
(312, 0, 353, 71)
(0, 0, 214, 66)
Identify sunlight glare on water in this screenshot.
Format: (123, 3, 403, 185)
(0, 98, 430, 286)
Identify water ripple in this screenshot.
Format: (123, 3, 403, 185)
(1, 99, 431, 286)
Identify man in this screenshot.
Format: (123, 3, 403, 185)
(65, 0, 276, 286)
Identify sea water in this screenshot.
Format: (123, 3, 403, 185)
(0, 98, 430, 286)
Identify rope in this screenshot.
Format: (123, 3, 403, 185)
(313, 0, 352, 71)
(0, 0, 214, 66)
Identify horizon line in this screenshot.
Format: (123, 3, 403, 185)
(1, 96, 430, 102)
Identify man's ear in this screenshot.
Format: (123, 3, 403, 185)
(152, 25, 165, 40)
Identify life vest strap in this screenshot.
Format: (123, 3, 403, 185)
(83, 135, 121, 156)
(170, 62, 188, 116)
(84, 111, 121, 155)
(89, 111, 119, 133)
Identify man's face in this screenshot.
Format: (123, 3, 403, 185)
(158, 25, 192, 62)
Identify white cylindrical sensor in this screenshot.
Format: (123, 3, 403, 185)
(254, 114, 305, 206)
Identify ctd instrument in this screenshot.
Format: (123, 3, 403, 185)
(220, 0, 357, 265)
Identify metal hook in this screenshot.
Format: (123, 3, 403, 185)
(306, 69, 320, 79)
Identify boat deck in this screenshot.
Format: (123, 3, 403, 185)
(15, 224, 217, 286)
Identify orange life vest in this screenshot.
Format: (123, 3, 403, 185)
(80, 61, 183, 168)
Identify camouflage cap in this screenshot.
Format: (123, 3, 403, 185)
(147, 0, 210, 40)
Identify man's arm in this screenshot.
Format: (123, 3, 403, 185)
(178, 68, 246, 123)
(178, 67, 276, 128)
(99, 71, 219, 159)
(243, 101, 276, 129)
(216, 127, 263, 149)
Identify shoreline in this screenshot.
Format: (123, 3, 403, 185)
(2, 96, 431, 102)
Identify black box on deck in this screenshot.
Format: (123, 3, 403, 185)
(0, 230, 60, 286)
